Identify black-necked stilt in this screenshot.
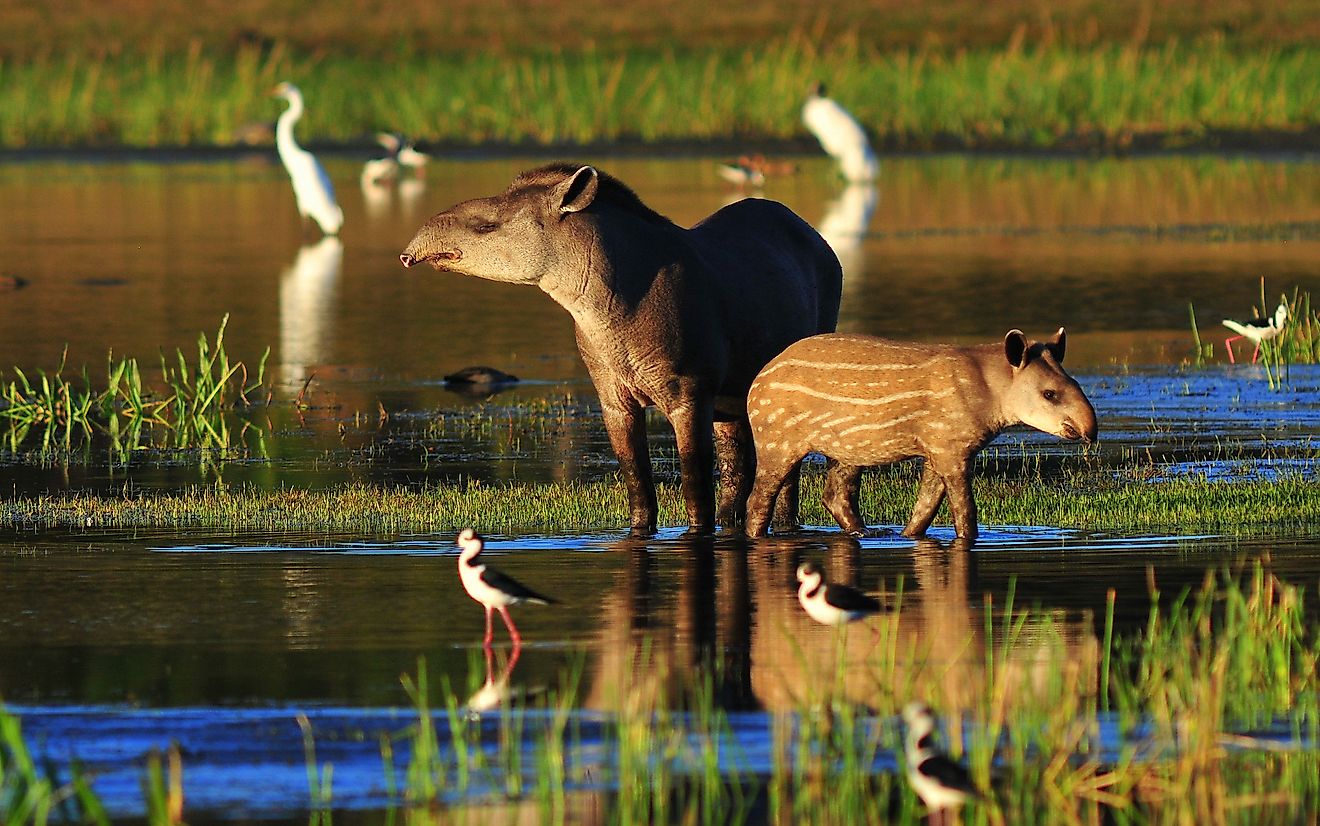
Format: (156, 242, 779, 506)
(801, 81, 878, 183)
(796, 561, 882, 626)
(271, 82, 344, 237)
(902, 702, 982, 821)
(457, 528, 556, 647)
(1222, 300, 1288, 364)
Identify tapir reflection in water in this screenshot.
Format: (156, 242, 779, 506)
(745, 329, 1098, 542)
(400, 163, 842, 536)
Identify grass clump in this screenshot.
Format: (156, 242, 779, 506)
(0, 315, 269, 457)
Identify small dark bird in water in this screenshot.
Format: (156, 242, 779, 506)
(903, 702, 983, 822)
(796, 561, 882, 626)
(443, 366, 520, 385)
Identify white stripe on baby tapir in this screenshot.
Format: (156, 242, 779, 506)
(755, 355, 942, 377)
(761, 382, 955, 408)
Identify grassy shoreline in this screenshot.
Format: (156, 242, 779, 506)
(2, 38, 1317, 151)
(3, 473, 1317, 535)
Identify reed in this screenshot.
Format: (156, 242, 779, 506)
(1, 36, 1316, 150)
(1, 707, 109, 826)
(0, 315, 269, 456)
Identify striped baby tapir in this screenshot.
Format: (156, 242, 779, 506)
(744, 329, 1098, 541)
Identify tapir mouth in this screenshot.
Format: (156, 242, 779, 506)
(399, 249, 461, 269)
(1060, 419, 1096, 444)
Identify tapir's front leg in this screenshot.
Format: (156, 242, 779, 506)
(903, 461, 947, 538)
(601, 399, 658, 536)
(823, 458, 866, 536)
(668, 401, 716, 534)
(941, 457, 979, 542)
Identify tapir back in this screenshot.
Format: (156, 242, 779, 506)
(748, 334, 994, 467)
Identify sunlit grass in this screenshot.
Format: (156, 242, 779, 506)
(0, 315, 269, 457)
(1, 36, 1316, 149)
(1, 466, 1317, 535)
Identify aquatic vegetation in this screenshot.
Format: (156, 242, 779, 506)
(0, 707, 108, 826)
(1189, 284, 1320, 387)
(0, 315, 269, 457)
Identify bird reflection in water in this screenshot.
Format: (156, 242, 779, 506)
(465, 643, 523, 717)
(816, 182, 878, 297)
(278, 236, 343, 386)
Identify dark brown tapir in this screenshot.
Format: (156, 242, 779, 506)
(401, 163, 843, 535)
(744, 329, 1098, 542)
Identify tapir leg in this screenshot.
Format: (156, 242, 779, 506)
(714, 417, 755, 528)
(745, 452, 799, 537)
(668, 403, 716, 534)
(771, 461, 802, 531)
(903, 462, 947, 538)
(941, 463, 979, 542)
(602, 400, 658, 536)
(823, 459, 866, 536)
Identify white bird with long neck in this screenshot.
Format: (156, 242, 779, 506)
(456, 528, 556, 647)
(271, 81, 343, 236)
(802, 81, 878, 183)
(1222, 299, 1288, 364)
(902, 702, 982, 821)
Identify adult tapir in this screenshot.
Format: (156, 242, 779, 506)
(400, 163, 842, 536)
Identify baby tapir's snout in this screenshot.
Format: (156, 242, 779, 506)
(1002, 327, 1098, 444)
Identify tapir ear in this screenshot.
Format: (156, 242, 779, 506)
(1048, 327, 1067, 363)
(1004, 329, 1029, 368)
(554, 166, 599, 215)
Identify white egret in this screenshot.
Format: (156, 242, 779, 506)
(802, 81, 878, 183)
(271, 81, 343, 236)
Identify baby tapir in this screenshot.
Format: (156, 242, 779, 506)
(744, 329, 1098, 541)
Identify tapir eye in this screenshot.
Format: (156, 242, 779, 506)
(1042, 389, 1058, 402)
(474, 222, 499, 234)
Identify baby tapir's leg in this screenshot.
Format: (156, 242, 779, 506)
(823, 458, 866, 535)
(903, 462, 946, 538)
(771, 461, 801, 531)
(745, 451, 800, 537)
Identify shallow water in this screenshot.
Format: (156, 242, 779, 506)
(3, 152, 1320, 820)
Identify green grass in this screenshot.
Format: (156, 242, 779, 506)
(1, 35, 1317, 150)
(2, 467, 1317, 535)
(0, 316, 269, 457)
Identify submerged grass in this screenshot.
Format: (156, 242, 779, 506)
(2, 35, 1317, 150)
(2, 467, 1317, 535)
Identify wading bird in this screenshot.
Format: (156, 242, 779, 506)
(902, 702, 982, 823)
(802, 82, 878, 183)
(361, 132, 430, 186)
(457, 528, 556, 647)
(1222, 299, 1288, 364)
(796, 562, 882, 626)
(271, 81, 343, 236)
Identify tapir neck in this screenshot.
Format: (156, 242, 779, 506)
(968, 343, 1019, 433)
(539, 215, 669, 326)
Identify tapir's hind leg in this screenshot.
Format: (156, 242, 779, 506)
(823, 459, 866, 535)
(902, 462, 947, 538)
(714, 418, 755, 528)
(772, 461, 801, 532)
(745, 452, 800, 537)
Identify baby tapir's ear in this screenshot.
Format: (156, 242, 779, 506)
(554, 165, 599, 216)
(1048, 327, 1067, 364)
(1004, 329, 1029, 368)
